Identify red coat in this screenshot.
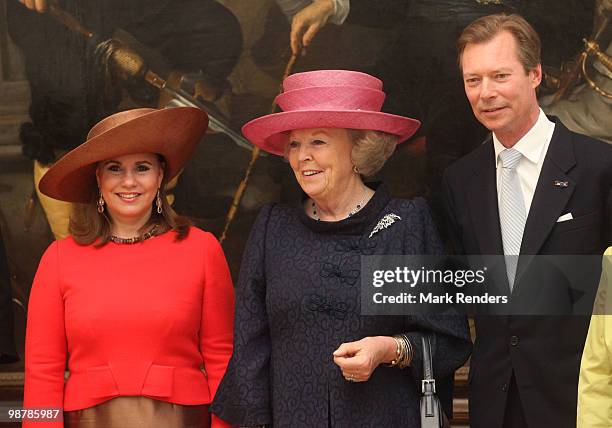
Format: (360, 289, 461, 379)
(24, 227, 234, 428)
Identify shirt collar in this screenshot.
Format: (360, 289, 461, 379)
(493, 108, 555, 166)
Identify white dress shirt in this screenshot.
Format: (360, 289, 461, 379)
(493, 109, 556, 216)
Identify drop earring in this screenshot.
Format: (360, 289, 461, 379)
(156, 189, 163, 214)
(97, 191, 105, 214)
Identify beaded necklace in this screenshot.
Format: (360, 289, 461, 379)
(311, 188, 367, 221)
(109, 225, 158, 244)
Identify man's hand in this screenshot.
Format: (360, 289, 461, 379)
(19, 0, 47, 13)
(332, 336, 397, 382)
(290, 0, 335, 55)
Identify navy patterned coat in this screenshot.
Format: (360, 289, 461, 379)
(211, 184, 471, 427)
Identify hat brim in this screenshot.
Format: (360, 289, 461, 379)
(39, 107, 208, 203)
(242, 110, 421, 155)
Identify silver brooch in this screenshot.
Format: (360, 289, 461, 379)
(369, 213, 402, 238)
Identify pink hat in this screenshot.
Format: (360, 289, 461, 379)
(242, 70, 421, 155)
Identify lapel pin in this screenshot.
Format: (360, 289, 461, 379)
(553, 180, 569, 188)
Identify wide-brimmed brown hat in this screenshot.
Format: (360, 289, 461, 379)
(39, 107, 208, 203)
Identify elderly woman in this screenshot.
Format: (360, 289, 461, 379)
(23, 108, 234, 428)
(577, 246, 612, 428)
(211, 70, 471, 427)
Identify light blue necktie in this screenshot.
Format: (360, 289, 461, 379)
(499, 148, 526, 290)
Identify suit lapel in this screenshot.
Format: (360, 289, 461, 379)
(467, 139, 504, 256)
(514, 121, 576, 289)
(520, 121, 576, 256)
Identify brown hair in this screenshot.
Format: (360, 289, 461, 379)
(457, 13, 541, 73)
(69, 157, 191, 246)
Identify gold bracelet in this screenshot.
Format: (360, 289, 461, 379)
(400, 334, 414, 368)
(385, 336, 402, 367)
(398, 336, 409, 369)
(390, 335, 409, 369)
(386, 334, 409, 369)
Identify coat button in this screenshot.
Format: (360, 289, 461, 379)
(510, 335, 519, 346)
(502, 383, 508, 392)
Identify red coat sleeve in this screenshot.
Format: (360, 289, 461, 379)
(200, 233, 235, 428)
(23, 241, 66, 428)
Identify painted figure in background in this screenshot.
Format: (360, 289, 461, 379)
(542, 40, 612, 144)
(541, 0, 612, 144)
(7, 0, 243, 239)
(275, 0, 350, 54)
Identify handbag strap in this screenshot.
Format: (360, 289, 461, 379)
(421, 335, 437, 417)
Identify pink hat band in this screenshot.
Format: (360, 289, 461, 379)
(282, 70, 383, 91)
(275, 86, 386, 112)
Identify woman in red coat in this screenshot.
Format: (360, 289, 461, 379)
(23, 107, 235, 428)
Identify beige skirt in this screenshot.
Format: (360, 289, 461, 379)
(64, 397, 211, 428)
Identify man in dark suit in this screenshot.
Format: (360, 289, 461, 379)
(442, 13, 612, 428)
(0, 228, 18, 363)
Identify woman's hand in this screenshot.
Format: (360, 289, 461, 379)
(332, 336, 397, 382)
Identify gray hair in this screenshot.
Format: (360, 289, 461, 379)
(348, 129, 398, 177)
(282, 129, 399, 177)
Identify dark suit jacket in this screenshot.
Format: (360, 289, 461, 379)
(442, 119, 612, 428)
(0, 228, 18, 363)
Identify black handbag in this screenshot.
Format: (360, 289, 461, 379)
(420, 335, 450, 428)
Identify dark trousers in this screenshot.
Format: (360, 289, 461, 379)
(503, 374, 528, 428)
